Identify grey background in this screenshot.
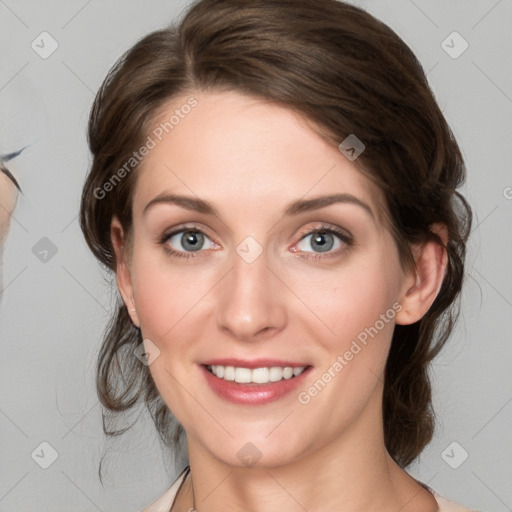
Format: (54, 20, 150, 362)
(0, 0, 510, 511)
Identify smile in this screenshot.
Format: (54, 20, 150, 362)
(207, 364, 306, 384)
(201, 362, 313, 405)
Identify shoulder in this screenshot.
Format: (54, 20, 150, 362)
(412, 476, 482, 512)
(425, 485, 482, 512)
(142, 471, 484, 512)
(141, 467, 189, 512)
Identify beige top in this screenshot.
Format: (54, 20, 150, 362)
(142, 467, 482, 512)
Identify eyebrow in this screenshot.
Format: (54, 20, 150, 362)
(143, 192, 374, 220)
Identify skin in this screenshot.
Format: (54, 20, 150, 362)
(0, 170, 17, 246)
(112, 91, 447, 512)
(0, 170, 18, 292)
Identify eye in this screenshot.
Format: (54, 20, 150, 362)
(168, 230, 212, 252)
(293, 226, 352, 256)
(297, 230, 340, 253)
(162, 228, 219, 258)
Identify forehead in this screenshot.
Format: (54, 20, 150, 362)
(132, 90, 384, 221)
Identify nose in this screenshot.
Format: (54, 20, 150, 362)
(215, 249, 287, 342)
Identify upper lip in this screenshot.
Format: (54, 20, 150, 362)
(202, 358, 311, 369)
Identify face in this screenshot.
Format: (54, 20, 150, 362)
(113, 91, 425, 468)
(0, 169, 18, 242)
(0, 169, 19, 288)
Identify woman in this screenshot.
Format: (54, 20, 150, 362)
(0, 156, 21, 295)
(79, 0, 478, 510)
(0, 163, 19, 242)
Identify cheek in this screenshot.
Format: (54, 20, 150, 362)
(288, 253, 402, 362)
(129, 251, 212, 415)
(289, 256, 402, 427)
(130, 248, 216, 349)
(0, 183, 17, 241)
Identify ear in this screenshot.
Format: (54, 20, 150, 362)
(111, 216, 140, 327)
(395, 223, 448, 326)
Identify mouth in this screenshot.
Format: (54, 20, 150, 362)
(205, 364, 308, 384)
(200, 360, 313, 405)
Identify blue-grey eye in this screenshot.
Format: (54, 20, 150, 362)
(167, 230, 212, 252)
(296, 230, 342, 253)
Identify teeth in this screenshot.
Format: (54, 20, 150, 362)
(269, 367, 283, 382)
(209, 365, 306, 384)
(252, 367, 269, 383)
(235, 367, 251, 383)
(283, 367, 294, 379)
(223, 366, 235, 381)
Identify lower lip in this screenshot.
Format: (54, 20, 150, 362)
(200, 364, 312, 405)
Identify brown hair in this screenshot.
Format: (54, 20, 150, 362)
(80, 0, 472, 472)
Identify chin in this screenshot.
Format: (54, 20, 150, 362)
(200, 426, 312, 470)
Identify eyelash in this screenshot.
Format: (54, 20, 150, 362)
(159, 225, 214, 260)
(158, 223, 353, 261)
(295, 224, 353, 262)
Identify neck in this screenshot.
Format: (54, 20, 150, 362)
(172, 389, 438, 512)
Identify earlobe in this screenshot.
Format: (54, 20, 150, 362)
(111, 217, 140, 328)
(395, 224, 448, 326)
